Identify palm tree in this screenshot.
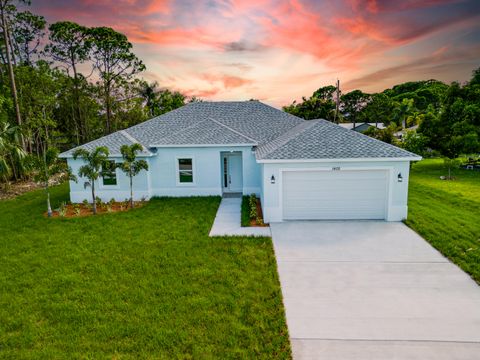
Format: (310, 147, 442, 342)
(117, 143, 148, 208)
(72, 146, 109, 214)
(393, 98, 414, 129)
(0, 120, 26, 190)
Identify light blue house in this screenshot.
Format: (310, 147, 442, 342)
(60, 101, 420, 222)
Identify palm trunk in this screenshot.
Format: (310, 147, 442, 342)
(1, 7, 24, 150)
(46, 186, 52, 217)
(91, 181, 97, 215)
(130, 175, 133, 208)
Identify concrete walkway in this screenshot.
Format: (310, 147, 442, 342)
(271, 221, 480, 359)
(209, 197, 271, 237)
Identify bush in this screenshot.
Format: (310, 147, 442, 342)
(249, 194, 257, 219)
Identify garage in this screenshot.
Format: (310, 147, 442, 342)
(282, 169, 388, 220)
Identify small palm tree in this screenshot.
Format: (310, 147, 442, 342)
(32, 148, 76, 217)
(72, 146, 110, 215)
(117, 143, 149, 208)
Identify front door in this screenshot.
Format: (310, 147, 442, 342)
(223, 153, 243, 193)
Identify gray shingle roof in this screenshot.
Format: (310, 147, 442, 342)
(60, 101, 301, 157)
(155, 118, 256, 146)
(256, 119, 420, 160)
(60, 130, 152, 157)
(60, 102, 420, 161)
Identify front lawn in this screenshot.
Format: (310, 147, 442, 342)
(0, 184, 290, 359)
(407, 159, 480, 283)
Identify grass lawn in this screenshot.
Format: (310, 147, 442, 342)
(0, 184, 291, 359)
(406, 158, 480, 283)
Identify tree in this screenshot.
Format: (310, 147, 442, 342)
(364, 124, 398, 145)
(117, 143, 148, 208)
(360, 93, 394, 126)
(340, 90, 371, 128)
(283, 85, 337, 120)
(31, 147, 74, 217)
(0, 0, 26, 147)
(89, 27, 145, 134)
(45, 21, 91, 142)
(11, 10, 46, 65)
(419, 81, 480, 178)
(392, 98, 414, 129)
(0, 119, 26, 188)
(72, 146, 110, 215)
(401, 130, 427, 156)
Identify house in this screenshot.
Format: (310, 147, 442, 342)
(338, 122, 386, 133)
(60, 101, 421, 222)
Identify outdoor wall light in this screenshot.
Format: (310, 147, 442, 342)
(397, 173, 403, 182)
(270, 175, 275, 184)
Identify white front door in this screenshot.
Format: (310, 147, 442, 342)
(223, 153, 243, 193)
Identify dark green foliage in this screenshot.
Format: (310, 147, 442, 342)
(340, 89, 371, 124)
(0, 184, 291, 358)
(283, 85, 336, 120)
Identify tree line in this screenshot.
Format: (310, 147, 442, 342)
(0, 0, 188, 186)
(283, 69, 480, 161)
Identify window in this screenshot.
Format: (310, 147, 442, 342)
(178, 158, 193, 183)
(102, 160, 117, 186)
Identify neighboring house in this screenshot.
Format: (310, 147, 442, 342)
(338, 122, 386, 133)
(60, 101, 421, 222)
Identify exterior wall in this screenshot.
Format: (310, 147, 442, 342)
(149, 146, 260, 196)
(67, 157, 150, 203)
(66, 145, 261, 202)
(260, 160, 412, 223)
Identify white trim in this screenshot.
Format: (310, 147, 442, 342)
(150, 143, 256, 148)
(278, 166, 393, 221)
(175, 156, 196, 186)
(257, 156, 421, 164)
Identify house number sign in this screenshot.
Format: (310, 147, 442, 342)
(332, 167, 341, 171)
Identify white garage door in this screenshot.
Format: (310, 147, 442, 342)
(282, 170, 388, 220)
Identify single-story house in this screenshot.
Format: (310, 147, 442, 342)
(60, 101, 421, 222)
(338, 122, 386, 133)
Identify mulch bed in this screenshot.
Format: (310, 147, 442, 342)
(249, 198, 269, 227)
(46, 201, 145, 218)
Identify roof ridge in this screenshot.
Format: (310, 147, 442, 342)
(207, 116, 258, 143)
(259, 120, 319, 158)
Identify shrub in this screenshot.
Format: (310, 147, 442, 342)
(249, 194, 257, 219)
(58, 202, 67, 217)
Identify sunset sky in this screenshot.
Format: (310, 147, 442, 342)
(31, 0, 480, 107)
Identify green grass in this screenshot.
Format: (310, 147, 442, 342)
(0, 184, 291, 359)
(241, 195, 250, 227)
(406, 158, 480, 283)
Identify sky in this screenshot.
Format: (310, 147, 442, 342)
(31, 0, 480, 107)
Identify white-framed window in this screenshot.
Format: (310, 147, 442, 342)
(102, 160, 118, 186)
(176, 157, 195, 185)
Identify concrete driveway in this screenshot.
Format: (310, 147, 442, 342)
(271, 221, 480, 359)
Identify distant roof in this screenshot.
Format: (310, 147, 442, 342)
(256, 119, 420, 160)
(60, 101, 303, 157)
(338, 122, 386, 130)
